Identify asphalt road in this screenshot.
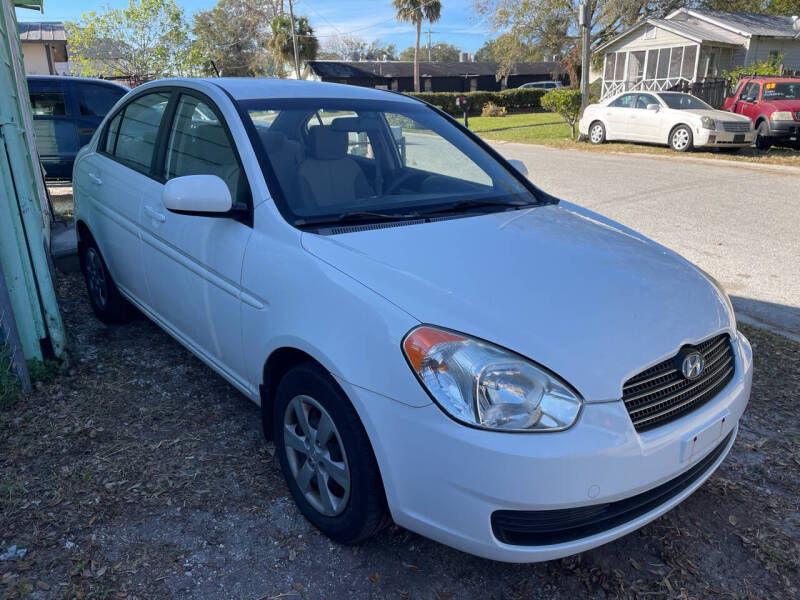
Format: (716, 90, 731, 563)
(492, 142, 800, 339)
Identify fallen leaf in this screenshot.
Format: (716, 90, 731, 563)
(369, 572, 379, 583)
(36, 581, 50, 591)
(293, 583, 303, 591)
(729, 515, 738, 526)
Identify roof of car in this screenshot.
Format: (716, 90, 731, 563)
(180, 77, 420, 103)
(26, 74, 129, 90)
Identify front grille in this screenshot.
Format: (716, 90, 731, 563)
(721, 121, 751, 133)
(623, 334, 735, 432)
(491, 431, 733, 546)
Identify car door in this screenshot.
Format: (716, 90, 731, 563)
(628, 93, 663, 141)
(79, 90, 171, 305)
(71, 81, 128, 151)
(733, 82, 760, 121)
(28, 78, 78, 179)
(604, 93, 637, 140)
(139, 91, 252, 386)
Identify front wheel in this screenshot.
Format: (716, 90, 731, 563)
(754, 121, 772, 151)
(589, 121, 606, 145)
(273, 363, 388, 545)
(670, 125, 693, 152)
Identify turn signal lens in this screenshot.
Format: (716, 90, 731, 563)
(402, 326, 582, 432)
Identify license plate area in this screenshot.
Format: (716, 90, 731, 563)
(681, 411, 729, 462)
(733, 134, 745, 143)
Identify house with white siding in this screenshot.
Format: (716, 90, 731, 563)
(596, 9, 800, 99)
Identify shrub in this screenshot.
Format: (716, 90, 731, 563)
(407, 87, 547, 115)
(723, 55, 783, 86)
(481, 102, 507, 117)
(541, 88, 582, 138)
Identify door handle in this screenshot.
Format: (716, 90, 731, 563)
(88, 173, 102, 185)
(144, 205, 166, 223)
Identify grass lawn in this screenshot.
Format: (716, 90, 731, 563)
(473, 112, 800, 168)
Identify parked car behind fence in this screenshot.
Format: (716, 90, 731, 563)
(28, 75, 128, 181)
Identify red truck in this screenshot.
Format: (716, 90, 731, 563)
(723, 76, 800, 150)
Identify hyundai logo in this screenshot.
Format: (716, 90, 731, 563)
(681, 352, 705, 380)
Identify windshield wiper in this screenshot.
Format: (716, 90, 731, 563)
(295, 210, 423, 228)
(418, 198, 538, 216)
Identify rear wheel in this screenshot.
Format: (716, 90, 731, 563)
(754, 121, 772, 150)
(669, 125, 693, 152)
(273, 363, 389, 544)
(80, 239, 136, 323)
(589, 121, 606, 145)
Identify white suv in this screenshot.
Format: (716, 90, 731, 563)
(73, 78, 752, 562)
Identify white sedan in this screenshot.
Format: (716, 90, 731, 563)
(73, 78, 751, 562)
(579, 91, 755, 152)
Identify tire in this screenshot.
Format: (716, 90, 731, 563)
(588, 121, 606, 145)
(80, 238, 136, 323)
(669, 125, 693, 152)
(754, 121, 772, 151)
(273, 362, 389, 545)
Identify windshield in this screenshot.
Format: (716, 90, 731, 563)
(238, 97, 542, 228)
(657, 93, 712, 110)
(763, 82, 800, 100)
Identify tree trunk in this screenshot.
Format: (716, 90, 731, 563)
(414, 19, 421, 92)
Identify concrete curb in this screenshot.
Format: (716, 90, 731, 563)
(487, 140, 800, 176)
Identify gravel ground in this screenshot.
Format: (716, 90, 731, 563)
(1, 269, 798, 600)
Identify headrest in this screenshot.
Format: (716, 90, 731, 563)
(258, 129, 289, 151)
(307, 126, 347, 161)
(331, 116, 380, 132)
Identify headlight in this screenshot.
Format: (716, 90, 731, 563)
(402, 326, 582, 432)
(770, 111, 794, 121)
(700, 116, 716, 130)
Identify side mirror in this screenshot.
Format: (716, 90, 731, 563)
(162, 175, 232, 216)
(646, 103, 660, 111)
(507, 158, 528, 177)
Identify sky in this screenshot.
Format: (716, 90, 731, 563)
(16, 0, 494, 53)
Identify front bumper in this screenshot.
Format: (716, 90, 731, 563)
(766, 119, 800, 141)
(342, 331, 753, 562)
(694, 128, 755, 147)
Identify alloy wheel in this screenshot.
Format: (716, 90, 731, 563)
(672, 128, 690, 151)
(590, 124, 604, 143)
(85, 247, 108, 309)
(283, 394, 351, 517)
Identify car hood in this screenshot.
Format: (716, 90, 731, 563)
(681, 109, 751, 122)
(301, 204, 733, 401)
(760, 98, 800, 113)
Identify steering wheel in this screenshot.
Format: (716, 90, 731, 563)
(383, 171, 417, 195)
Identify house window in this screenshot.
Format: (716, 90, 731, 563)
(681, 46, 697, 79)
(424, 78, 432, 92)
(668, 46, 683, 78)
(391, 79, 398, 91)
(470, 77, 478, 92)
(646, 49, 658, 79)
(644, 26, 657, 40)
(769, 50, 781, 63)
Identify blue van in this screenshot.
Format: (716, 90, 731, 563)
(27, 76, 129, 180)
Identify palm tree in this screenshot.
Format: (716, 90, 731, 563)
(268, 13, 318, 78)
(393, 0, 442, 92)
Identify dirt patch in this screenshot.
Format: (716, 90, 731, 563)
(1, 272, 798, 599)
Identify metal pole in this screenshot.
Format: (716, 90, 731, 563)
(579, 2, 591, 110)
(0, 261, 32, 393)
(287, 0, 301, 79)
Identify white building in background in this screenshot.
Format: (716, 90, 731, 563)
(18, 21, 68, 75)
(596, 9, 800, 99)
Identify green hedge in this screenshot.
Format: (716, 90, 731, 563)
(406, 88, 548, 115)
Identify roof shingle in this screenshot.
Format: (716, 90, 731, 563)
(17, 21, 66, 42)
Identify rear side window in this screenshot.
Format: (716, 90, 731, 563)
(104, 112, 122, 154)
(77, 84, 126, 117)
(30, 91, 67, 116)
(609, 94, 635, 108)
(164, 95, 249, 205)
(108, 91, 170, 172)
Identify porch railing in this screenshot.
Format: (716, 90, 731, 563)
(601, 77, 691, 99)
